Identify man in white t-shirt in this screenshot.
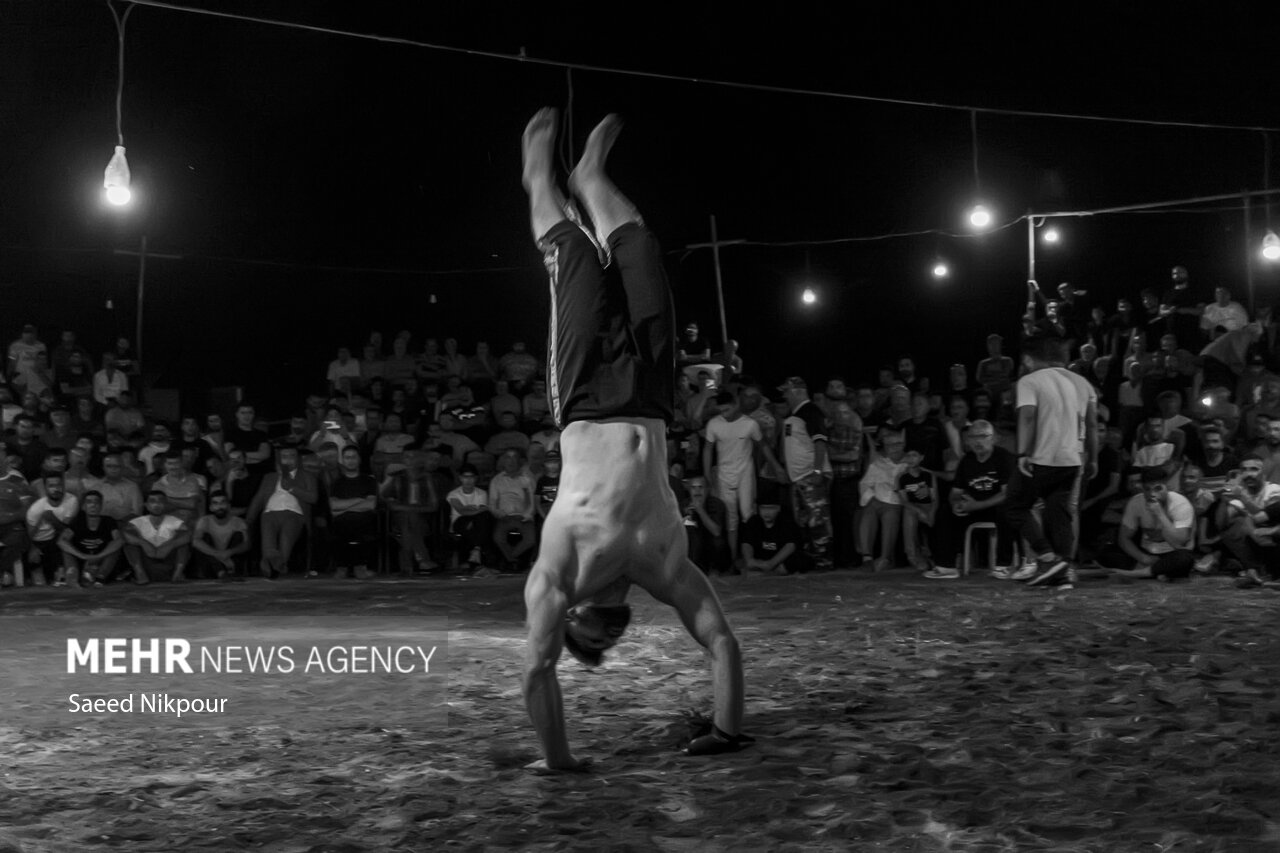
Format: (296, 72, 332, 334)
(122, 490, 191, 583)
(1216, 454, 1280, 586)
(7, 325, 46, 390)
(1111, 468, 1195, 581)
(446, 463, 493, 572)
(25, 472, 79, 586)
(1006, 334, 1098, 587)
(702, 390, 783, 563)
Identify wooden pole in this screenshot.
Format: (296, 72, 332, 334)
(710, 215, 729, 349)
(135, 234, 147, 366)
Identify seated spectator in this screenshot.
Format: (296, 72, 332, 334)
(58, 351, 94, 402)
(488, 379, 522, 423)
(359, 344, 386, 390)
(44, 405, 78, 451)
(69, 397, 103, 442)
(20, 351, 55, 398)
(63, 446, 95, 499)
(1080, 425, 1124, 547)
(110, 336, 141, 382)
(740, 487, 800, 575)
(326, 346, 362, 396)
(247, 447, 318, 579)
(441, 337, 468, 382)
(374, 412, 416, 459)
(380, 448, 440, 576)
(415, 338, 449, 385)
(858, 430, 907, 572)
(92, 352, 129, 407)
(443, 388, 488, 440)
(681, 474, 727, 574)
(103, 390, 146, 444)
(1111, 468, 1196, 582)
(137, 423, 174, 477)
(1192, 425, 1238, 490)
(534, 450, 561, 519)
(897, 448, 937, 573)
(1217, 455, 1280, 587)
(328, 445, 380, 579)
(216, 448, 259, 520)
(489, 449, 536, 571)
(1201, 286, 1248, 336)
(0, 448, 32, 587)
(717, 338, 744, 382)
(485, 411, 531, 457)
(1254, 415, 1280, 485)
(308, 410, 356, 456)
(122, 490, 191, 583)
(7, 325, 45, 391)
(498, 341, 538, 394)
(32, 448, 69, 499)
(930, 420, 1013, 579)
(25, 471, 79, 587)
(190, 492, 251, 580)
(57, 489, 123, 587)
(896, 356, 929, 395)
(274, 416, 312, 451)
(154, 452, 206, 524)
(89, 453, 144, 522)
(467, 341, 500, 398)
(6, 414, 48, 481)
(447, 463, 494, 571)
(383, 337, 417, 386)
(0, 386, 23, 430)
(1132, 415, 1181, 490)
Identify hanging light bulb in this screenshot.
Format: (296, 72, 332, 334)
(968, 204, 992, 229)
(1263, 230, 1280, 262)
(104, 145, 131, 206)
(801, 287, 817, 305)
(932, 261, 950, 279)
(1042, 227, 1060, 244)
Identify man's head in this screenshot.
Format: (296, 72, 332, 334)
(50, 406, 70, 429)
(42, 449, 68, 474)
(458, 463, 479, 490)
(910, 393, 929, 420)
(499, 449, 522, 474)
(1267, 416, 1280, 448)
(1215, 286, 1232, 306)
(902, 448, 923, 470)
(1172, 265, 1189, 286)
(42, 472, 65, 502)
(967, 420, 995, 458)
(1241, 455, 1265, 490)
(713, 390, 739, 418)
(1182, 462, 1203, 494)
(687, 475, 709, 501)
(145, 489, 167, 516)
(897, 357, 915, 378)
(209, 492, 230, 519)
(163, 453, 184, 478)
(949, 396, 970, 422)
(278, 447, 300, 472)
(563, 604, 632, 666)
(776, 376, 809, 406)
(20, 324, 36, 344)
(544, 450, 561, 476)
(235, 405, 255, 429)
(1157, 390, 1182, 418)
(825, 377, 848, 401)
(1141, 469, 1170, 504)
(986, 333, 1003, 356)
(949, 363, 967, 387)
(497, 411, 519, 431)
(1202, 426, 1225, 455)
(340, 445, 361, 473)
(14, 414, 35, 441)
(684, 322, 699, 339)
(880, 430, 906, 463)
(150, 423, 172, 445)
(82, 489, 103, 518)
(1141, 289, 1160, 311)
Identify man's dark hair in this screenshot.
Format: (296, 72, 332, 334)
(563, 605, 632, 667)
(1140, 467, 1168, 486)
(82, 489, 103, 503)
(14, 414, 34, 426)
(1022, 333, 1068, 364)
(41, 471, 64, 484)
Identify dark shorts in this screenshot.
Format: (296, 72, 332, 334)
(541, 219, 675, 427)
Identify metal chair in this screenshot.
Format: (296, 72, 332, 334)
(962, 522, 998, 577)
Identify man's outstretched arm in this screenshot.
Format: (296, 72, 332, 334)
(522, 569, 581, 771)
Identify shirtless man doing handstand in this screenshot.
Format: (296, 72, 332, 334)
(521, 108, 748, 771)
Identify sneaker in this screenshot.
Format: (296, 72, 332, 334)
(923, 566, 960, 579)
(990, 566, 1013, 580)
(468, 547, 482, 565)
(472, 566, 501, 579)
(1027, 559, 1069, 587)
(1010, 563, 1039, 582)
(1193, 553, 1217, 574)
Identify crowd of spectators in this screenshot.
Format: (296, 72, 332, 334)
(3, 263, 1277, 592)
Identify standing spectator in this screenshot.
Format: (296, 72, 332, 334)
(415, 338, 449, 385)
(778, 376, 832, 568)
(678, 322, 711, 366)
(1005, 335, 1099, 587)
(7, 325, 46, 390)
(380, 449, 439, 576)
(57, 351, 94, 402)
(703, 390, 782, 565)
(487, 380, 522, 423)
(975, 334, 1015, 416)
(111, 337, 141, 383)
(70, 396, 103, 441)
(896, 356, 929, 395)
(328, 445, 379, 579)
(326, 347, 362, 396)
(826, 400, 863, 570)
(122, 490, 190, 583)
(26, 472, 79, 586)
(224, 404, 273, 475)
(1161, 265, 1201, 346)
(447, 463, 494, 572)
(190, 492, 251, 580)
(57, 489, 122, 586)
(51, 330, 93, 376)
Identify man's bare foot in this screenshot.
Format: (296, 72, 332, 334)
(568, 114, 640, 244)
(522, 108, 569, 242)
(521, 107, 559, 192)
(567, 113, 623, 195)
(525, 757, 591, 774)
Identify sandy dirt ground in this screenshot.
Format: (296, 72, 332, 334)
(0, 569, 1278, 852)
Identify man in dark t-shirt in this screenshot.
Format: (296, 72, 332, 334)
(535, 451, 561, 519)
(57, 490, 122, 585)
(741, 493, 800, 575)
(223, 404, 272, 475)
(930, 420, 1014, 577)
(328, 446, 379, 578)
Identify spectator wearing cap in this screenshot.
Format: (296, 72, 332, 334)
(677, 322, 711, 367)
(740, 485, 801, 575)
(778, 375, 833, 569)
(7, 325, 46, 392)
(446, 463, 494, 571)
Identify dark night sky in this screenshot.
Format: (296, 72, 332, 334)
(3, 2, 1279, 412)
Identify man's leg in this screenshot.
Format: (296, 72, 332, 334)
(1042, 466, 1082, 563)
(522, 108, 569, 243)
(877, 503, 901, 566)
(122, 543, 149, 583)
